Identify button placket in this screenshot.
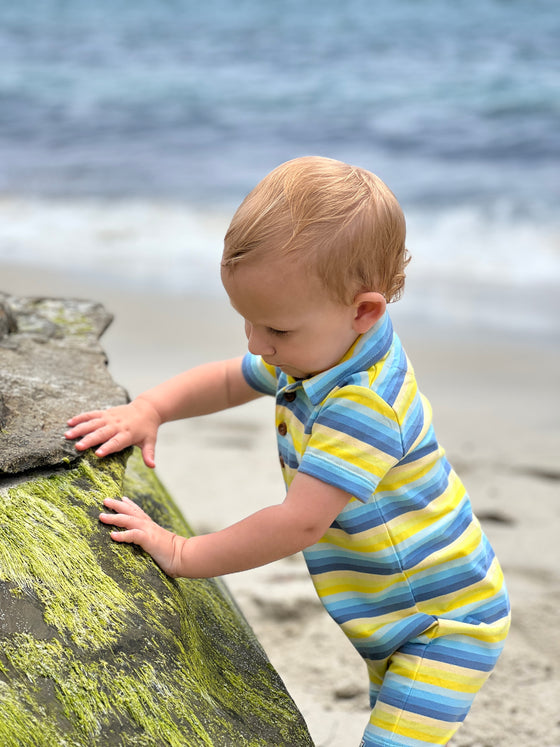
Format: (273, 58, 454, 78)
(277, 386, 297, 473)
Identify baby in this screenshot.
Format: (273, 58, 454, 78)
(66, 156, 510, 746)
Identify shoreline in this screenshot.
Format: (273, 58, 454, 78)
(2, 262, 560, 745)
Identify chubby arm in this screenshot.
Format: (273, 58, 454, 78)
(66, 357, 260, 467)
(100, 472, 351, 578)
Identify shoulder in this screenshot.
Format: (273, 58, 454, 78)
(316, 383, 402, 449)
(318, 347, 423, 436)
(354, 333, 419, 415)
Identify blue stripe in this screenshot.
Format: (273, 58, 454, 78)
(398, 425, 439, 465)
(332, 500, 385, 532)
(306, 503, 479, 585)
(241, 353, 276, 396)
(332, 453, 453, 535)
(401, 638, 504, 672)
(277, 399, 314, 432)
(372, 341, 407, 403)
(379, 683, 471, 722)
(395, 499, 473, 571)
(352, 615, 436, 661)
(374, 466, 452, 524)
(298, 458, 376, 503)
(317, 408, 404, 460)
(304, 553, 401, 576)
(325, 589, 418, 622)
(398, 397, 425, 451)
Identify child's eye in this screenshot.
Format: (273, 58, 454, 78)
(268, 328, 289, 337)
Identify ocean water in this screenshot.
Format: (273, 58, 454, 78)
(0, 0, 558, 336)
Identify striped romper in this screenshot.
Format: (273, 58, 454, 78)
(242, 312, 510, 747)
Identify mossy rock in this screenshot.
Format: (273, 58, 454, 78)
(0, 293, 313, 746)
(0, 448, 313, 746)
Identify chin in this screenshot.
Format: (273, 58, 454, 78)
(278, 364, 306, 378)
(280, 363, 321, 379)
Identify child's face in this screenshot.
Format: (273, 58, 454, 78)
(221, 257, 361, 379)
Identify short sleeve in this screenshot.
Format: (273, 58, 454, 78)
(297, 385, 404, 503)
(241, 353, 278, 397)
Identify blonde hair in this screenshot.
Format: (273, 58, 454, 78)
(222, 156, 409, 304)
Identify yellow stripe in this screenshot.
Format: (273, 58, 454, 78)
(311, 425, 396, 477)
(311, 567, 407, 596)
(390, 654, 490, 693)
(339, 614, 431, 641)
(416, 558, 506, 621)
(413, 518, 482, 568)
(391, 368, 417, 420)
(313, 510, 488, 596)
(371, 704, 459, 744)
(379, 446, 445, 489)
(314, 471, 468, 559)
(329, 384, 398, 416)
(383, 477, 466, 544)
(317, 525, 393, 553)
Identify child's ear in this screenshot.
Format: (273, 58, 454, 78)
(351, 292, 386, 334)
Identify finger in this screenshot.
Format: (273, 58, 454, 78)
(65, 418, 107, 440)
(99, 511, 126, 527)
(72, 432, 118, 454)
(67, 411, 106, 427)
(102, 496, 133, 513)
(103, 496, 146, 517)
(93, 433, 130, 457)
(99, 511, 142, 529)
(66, 424, 120, 452)
(109, 528, 144, 545)
(141, 442, 156, 469)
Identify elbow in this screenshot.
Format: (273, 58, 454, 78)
(299, 520, 330, 549)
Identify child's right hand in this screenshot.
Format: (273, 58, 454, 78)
(65, 398, 162, 468)
(100, 496, 183, 576)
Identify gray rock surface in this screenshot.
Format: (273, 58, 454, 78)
(0, 292, 128, 474)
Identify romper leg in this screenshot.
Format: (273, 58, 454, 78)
(360, 635, 501, 746)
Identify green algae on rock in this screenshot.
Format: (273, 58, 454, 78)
(0, 293, 313, 747)
(0, 450, 313, 745)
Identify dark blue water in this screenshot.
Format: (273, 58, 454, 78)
(0, 0, 558, 211)
(0, 0, 558, 336)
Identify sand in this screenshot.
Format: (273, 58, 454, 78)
(2, 262, 560, 746)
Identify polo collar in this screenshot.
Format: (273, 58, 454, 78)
(298, 312, 394, 405)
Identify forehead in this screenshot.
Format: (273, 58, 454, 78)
(221, 258, 327, 325)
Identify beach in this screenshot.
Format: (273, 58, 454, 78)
(3, 262, 559, 746)
(2, 0, 559, 742)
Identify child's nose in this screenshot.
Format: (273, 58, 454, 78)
(245, 322, 275, 356)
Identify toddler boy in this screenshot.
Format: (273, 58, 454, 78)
(66, 156, 510, 746)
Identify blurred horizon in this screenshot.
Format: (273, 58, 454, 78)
(0, 0, 558, 337)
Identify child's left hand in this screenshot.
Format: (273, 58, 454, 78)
(100, 497, 184, 577)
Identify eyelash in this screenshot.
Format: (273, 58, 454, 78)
(268, 328, 289, 337)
